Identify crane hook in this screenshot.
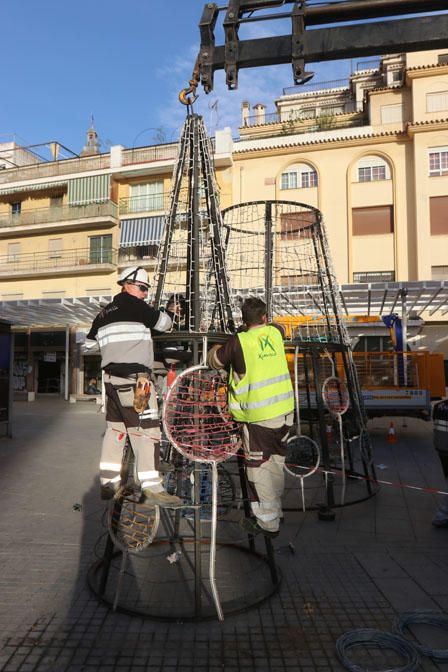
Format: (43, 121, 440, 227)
(179, 83, 199, 106)
(179, 55, 201, 106)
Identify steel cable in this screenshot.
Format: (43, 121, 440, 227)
(393, 609, 448, 660)
(336, 628, 420, 672)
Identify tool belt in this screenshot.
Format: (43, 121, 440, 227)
(111, 371, 152, 413)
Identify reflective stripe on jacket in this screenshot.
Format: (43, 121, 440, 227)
(228, 325, 294, 423)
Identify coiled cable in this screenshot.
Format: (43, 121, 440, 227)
(393, 609, 448, 661)
(336, 628, 420, 672)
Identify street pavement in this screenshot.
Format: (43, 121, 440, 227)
(0, 398, 447, 671)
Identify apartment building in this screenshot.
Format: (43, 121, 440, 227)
(0, 128, 233, 398)
(0, 49, 447, 399)
(234, 49, 448, 374)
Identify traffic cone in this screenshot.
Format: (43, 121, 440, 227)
(167, 363, 177, 388)
(387, 421, 397, 444)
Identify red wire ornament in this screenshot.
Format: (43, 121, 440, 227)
(322, 376, 350, 416)
(162, 365, 241, 463)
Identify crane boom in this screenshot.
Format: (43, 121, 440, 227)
(180, 0, 448, 100)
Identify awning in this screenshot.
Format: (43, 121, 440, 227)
(68, 174, 110, 205)
(0, 296, 112, 328)
(0, 181, 67, 199)
(119, 216, 165, 248)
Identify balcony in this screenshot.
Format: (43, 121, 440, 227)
(0, 201, 118, 234)
(119, 193, 171, 216)
(0, 247, 118, 278)
(121, 144, 179, 167)
(0, 153, 111, 185)
(242, 110, 367, 133)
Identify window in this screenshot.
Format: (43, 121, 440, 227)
(281, 172, 297, 190)
(380, 104, 403, 124)
(280, 164, 318, 190)
(438, 54, 448, 65)
(431, 265, 448, 280)
(358, 165, 386, 182)
(48, 238, 62, 259)
(430, 196, 448, 235)
(354, 336, 394, 353)
(426, 91, 448, 113)
(129, 182, 163, 213)
(7, 242, 21, 263)
(301, 171, 318, 188)
(353, 271, 395, 283)
(391, 70, 402, 83)
(357, 156, 389, 182)
(352, 206, 394, 235)
(89, 235, 112, 263)
(11, 202, 21, 216)
(300, 108, 316, 120)
(429, 147, 448, 176)
(50, 196, 63, 208)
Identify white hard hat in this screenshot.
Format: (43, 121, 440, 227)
(117, 266, 150, 287)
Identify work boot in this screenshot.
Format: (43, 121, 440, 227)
(142, 489, 182, 508)
(240, 517, 279, 539)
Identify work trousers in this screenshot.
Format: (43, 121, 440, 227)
(100, 373, 162, 493)
(242, 419, 291, 533)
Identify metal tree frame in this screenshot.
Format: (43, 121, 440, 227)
(222, 200, 378, 517)
(90, 114, 281, 621)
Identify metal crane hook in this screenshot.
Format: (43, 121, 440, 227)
(179, 55, 201, 106)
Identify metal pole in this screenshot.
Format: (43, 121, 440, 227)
(65, 326, 69, 401)
(265, 202, 273, 323)
(401, 289, 408, 386)
(210, 461, 224, 621)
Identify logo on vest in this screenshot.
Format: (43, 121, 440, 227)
(258, 334, 276, 359)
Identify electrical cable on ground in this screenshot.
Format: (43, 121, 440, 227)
(393, 609, 448, 660)
(336, 628, 420, 672)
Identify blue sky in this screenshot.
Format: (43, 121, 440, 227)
(0, 1, 412, 154)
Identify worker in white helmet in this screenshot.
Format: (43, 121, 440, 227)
(85, 266, 182, 507)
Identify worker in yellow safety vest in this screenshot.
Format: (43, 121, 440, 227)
(208, 297, 294, 538)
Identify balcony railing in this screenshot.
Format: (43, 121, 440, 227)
(119, 193, 172, 215)
(0, 201, 118, 229)
(0, 153, 111, 185)
(282, 78, 350, 96)
(243, 110, 367, 131)
(121, 144, 179, 166)
(0, 247, 118, 275)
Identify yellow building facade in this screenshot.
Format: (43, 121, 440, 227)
(0, 49, 447, 398)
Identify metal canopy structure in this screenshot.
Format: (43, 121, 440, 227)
(0, 282, 446, 329)
(0, 296, 112, 328)
(338, 281, 448, 319)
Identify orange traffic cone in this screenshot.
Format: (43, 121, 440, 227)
(387, 421, 397, 444)
(167, 363, 177, 388)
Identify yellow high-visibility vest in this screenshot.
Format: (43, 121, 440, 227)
(228, 325, 294, 423)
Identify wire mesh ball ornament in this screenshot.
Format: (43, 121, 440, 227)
(163, 365, 241, 463)
(284, 434, 321, 479)
(108, 500, 160, 554)
(322, 376, 350, 416)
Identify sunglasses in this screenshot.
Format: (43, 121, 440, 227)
(130, 283, 149, 292)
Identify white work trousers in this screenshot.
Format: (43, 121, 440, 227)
(100, 374, 162, 493)
(246, 454, 286, 533)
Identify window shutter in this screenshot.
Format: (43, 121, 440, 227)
(430, 196, 448, 235)
(352, 206, 394, 235)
